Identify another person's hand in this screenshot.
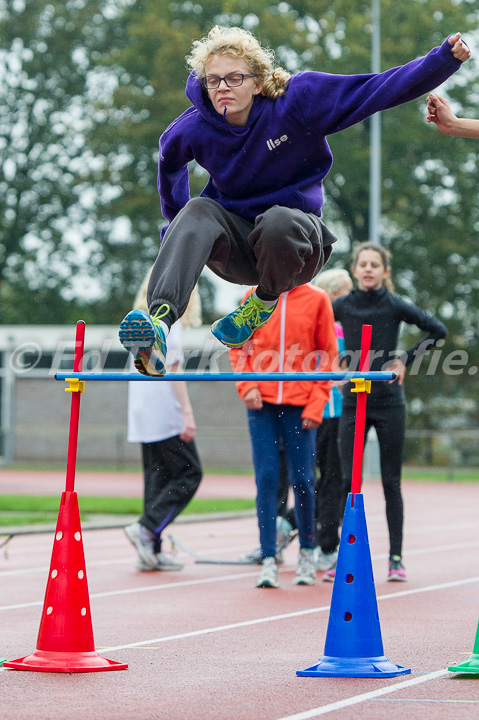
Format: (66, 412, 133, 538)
(387, 358, 406, 386)
(426, 93, 457, 134)
(243, 387, 263, 410)
(427, 92, 479, 138)
(180, 410, 196, 442)
(447, 32, 470, 62)
(302, 417, 319, 431)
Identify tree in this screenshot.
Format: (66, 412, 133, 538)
(0, 0, 124, 322)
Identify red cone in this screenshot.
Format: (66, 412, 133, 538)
(4, 491, 127, 672)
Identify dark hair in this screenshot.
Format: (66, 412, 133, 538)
(351, 242, 395, 292)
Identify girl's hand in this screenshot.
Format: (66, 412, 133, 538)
(180, 410, 196, 442)
(427, 92, 479, 138)
(243, 387, 263, 410)
(387, 358, 407, 386)
(302, 418, 319, 430)
(426, 93, 457, 133)
(447, 32, 470, 62)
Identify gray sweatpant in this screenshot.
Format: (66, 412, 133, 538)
(148, 197, 337, 322)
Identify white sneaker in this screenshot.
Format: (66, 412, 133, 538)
(124, 522, 158, 569)
(136, 552, 184, 572)
(155, 552, 184, 570)
(255, 556, 279, 588)
(293, 548, 317, 586)
(313, 547, 338, 572)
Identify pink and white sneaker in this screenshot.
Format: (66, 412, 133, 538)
(388, 556, 407, 582)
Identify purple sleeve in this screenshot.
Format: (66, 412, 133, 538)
(294, 38, 464, 135)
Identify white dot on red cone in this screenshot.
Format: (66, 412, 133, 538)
(56, 531, 63, 540)
(78, 570, 84, 579)
(47, 606, 53, 615)
(74, 531, 81, 541)
(51, 569, 58, 579)
(81, 608, 87, 616)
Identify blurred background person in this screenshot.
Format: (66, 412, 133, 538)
(124, 271, 203, 571)
(230, 283, 337, 589)
(270, 269, 353, 578)
(333, 243, 447, 582)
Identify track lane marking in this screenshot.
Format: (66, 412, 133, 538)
(274, 669, 449, 719)
(99, 605, 329, 651)
(1, 538, 478, 579)
(373, 698, 479, 704)
(0, 570, 261, 610)
(77, 575, 479, 653)
(0, 560, 478, 612)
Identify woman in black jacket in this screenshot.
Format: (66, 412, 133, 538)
(332, 242, 447, 583)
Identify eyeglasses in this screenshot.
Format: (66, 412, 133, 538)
(202, 73, 257, 90)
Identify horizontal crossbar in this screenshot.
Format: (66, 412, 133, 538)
(55, 371, 395, 382)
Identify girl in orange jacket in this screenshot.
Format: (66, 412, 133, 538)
(230, 283, 338, 588)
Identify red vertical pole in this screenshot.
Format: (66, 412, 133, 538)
(350, 324, 372, 506)
(65, 321, 85, 493)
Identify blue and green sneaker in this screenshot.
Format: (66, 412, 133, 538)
(119, 304, 169, 376)
(211, 294, 278, 348)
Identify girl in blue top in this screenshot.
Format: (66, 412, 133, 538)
(118, 25, 469, 377)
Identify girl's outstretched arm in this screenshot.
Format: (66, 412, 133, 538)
(301, 34, 469, 136)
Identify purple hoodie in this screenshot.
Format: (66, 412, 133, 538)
(158, 38, 462, 237)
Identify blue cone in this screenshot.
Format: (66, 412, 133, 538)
(297, 493, 411, 678)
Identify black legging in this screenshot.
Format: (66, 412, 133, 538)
(338, 404, 406, 559)
(140, 435, 202, 552)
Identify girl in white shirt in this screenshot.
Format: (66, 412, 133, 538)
(124, 275, 203, 571)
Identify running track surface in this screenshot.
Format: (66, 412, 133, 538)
(0, 477, 478, 720)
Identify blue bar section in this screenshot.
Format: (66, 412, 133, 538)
(55, 371, 395, 382)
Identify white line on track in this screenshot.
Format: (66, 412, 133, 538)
(377, 576, 479, 602)
(0, 557, 477, 714)
(274, 669, 449, 719)
(0, 557, 133, 577)
(0, 571, 261, 611)
(88, 575, 479, 653)
(1, 544, 479, 612)
(101, 604, 328, 651)
(373, 698, 479, 704)
(1, 538, 478, 579)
